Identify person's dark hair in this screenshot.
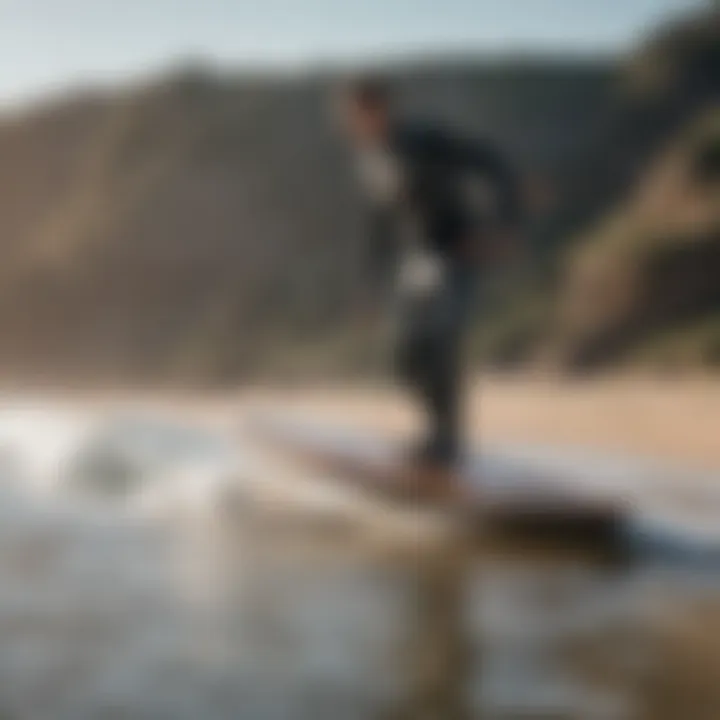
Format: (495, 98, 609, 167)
(345, 75, 392, 111)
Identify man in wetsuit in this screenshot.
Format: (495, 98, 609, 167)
(339, 77, 523, 482)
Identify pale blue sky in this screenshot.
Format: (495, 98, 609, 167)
(0, 0, 708, 105)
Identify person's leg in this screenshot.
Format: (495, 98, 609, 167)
(424, 332, 463, 465)
(417, 267, 475, 467)
(394, 296, 446, 461)
(393, 265, 475, 468)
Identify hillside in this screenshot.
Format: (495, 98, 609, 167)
(0, 61, 613, 383)
(0, 5, 717, 384)
(477, 5, 720, 372)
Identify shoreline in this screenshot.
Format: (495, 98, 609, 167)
(0, 374, 718, 471)
(240, 376, 720, 472)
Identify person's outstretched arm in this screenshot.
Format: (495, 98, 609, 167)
(436, 127, 523, 228)
(430, 127, 524, 264)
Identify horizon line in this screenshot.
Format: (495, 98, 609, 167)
(0, 42, 621, 115)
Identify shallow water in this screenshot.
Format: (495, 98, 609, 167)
(0, 402, 718, 719)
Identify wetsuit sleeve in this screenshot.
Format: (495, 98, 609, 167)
(436, 130, 523, 228)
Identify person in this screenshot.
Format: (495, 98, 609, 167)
(338, 76, 523, 487)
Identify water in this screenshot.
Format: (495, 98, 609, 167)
(0, 400, 718, 719)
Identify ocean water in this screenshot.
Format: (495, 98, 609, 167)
(0, 400, 717, 719)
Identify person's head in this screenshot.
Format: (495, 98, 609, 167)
(338, 76, 393, 147)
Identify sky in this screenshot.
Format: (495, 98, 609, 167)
(0, 0, 709, 106)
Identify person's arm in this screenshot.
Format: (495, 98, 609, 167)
(435, 128, 522, 227)
(432, 128, 524, 263)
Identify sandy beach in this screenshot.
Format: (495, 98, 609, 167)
(243, 375, 720, 472)
(6, 374, 719, 471)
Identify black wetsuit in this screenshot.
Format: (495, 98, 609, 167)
(361, 120, 522, 464)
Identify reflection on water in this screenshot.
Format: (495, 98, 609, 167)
(0, 403, 718, 719)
